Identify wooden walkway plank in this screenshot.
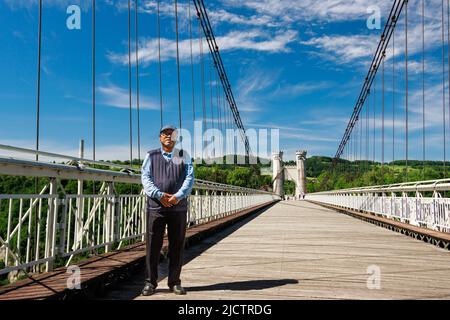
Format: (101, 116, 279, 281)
(98, 201, 450, 300)
(0, 201, 276, 300)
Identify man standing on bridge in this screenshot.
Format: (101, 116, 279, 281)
(141, 125, 194, 296)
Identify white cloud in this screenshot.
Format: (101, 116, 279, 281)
(282, 131, 338, 142)
(247, 123, 310, 132)
(300, 1, 445, 66)
(273, 81, 333, 97)
(141, 1, 277, 28)
(301, 116, 351, 126)
(301, 34, 379, 65)
(98, 83, 159, 110)
(107, 29, 298, 66)
(221, 0, 393, 25)
(208, 8, 277, 27)
(4, 0, 91, 10)
(238, 70, 278, 96)
(234, 69, 280, 113)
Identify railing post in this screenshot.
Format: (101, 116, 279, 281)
(45, 178, 58, 272)
(142, 193, 147, 242)
(212, 191, 216, 218)
(225, 191, 229, 216)
(114, 186, 120, 242)
(219, 192, 221, 216)
(232, 192, 236, 212)
(75, 140, 84, 251)
(409, 191, 417, 226)
(205, 190, 210, 222)
(237, 192, 240, 210)
(194, 189, 199, 224)
(59, 194, 68, 256)
(401, 192, 407, 222)
(5, 199, 12, 267)
(105, 182, 115, 252)
(390, 192, 395, 217)
(200, 190, 203, 223)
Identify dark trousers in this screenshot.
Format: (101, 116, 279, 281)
(145, 209, 187, 288)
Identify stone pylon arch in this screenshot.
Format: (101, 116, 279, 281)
(272, 150, 307, 200)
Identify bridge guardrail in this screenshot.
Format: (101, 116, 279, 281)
(306, 179, 450, 234)
(0, 147, 279, 280)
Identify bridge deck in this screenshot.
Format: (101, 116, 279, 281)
(104, 201, 450, 300)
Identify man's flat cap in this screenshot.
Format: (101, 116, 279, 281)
(160, 124, 177, 133)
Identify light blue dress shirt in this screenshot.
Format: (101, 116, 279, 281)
(141, 147, 194, 201)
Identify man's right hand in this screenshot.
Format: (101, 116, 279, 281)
(160, 193, 173, 207)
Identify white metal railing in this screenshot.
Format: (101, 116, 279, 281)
(0, 150, 279, 279)
(306, 179, 450, 233)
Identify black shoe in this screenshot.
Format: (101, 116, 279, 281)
(169, 284, 186, 295)
(141, 283, 156, 296)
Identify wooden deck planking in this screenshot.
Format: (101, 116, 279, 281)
(101, 200, 450, 300)
(0, 201, 276, 300)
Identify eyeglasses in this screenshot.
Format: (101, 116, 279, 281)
(160, 132, 173, 137)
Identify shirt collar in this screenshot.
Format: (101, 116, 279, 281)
(160, 147, 174, 158)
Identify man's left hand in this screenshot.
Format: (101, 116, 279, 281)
(168, 195, 180, 205)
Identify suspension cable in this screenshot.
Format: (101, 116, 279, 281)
(356, 119, 358, 171)
(224, 85, 229, 132)
(188, 0, 195, 122)
(92, 0, 97, 194)
(366, 90, 369, 172)
(209, 58, 214, 130)
(135, 0, 141, 163)
(92, 0, 96, 161)
(354, 118, 357, 172)
(36, 0, 42, 162)
(448, 0, 450, 179)
(199, 16, 206, 134)
(443, 0, 447, 177)
(373, 74, 376, 164)
(334, 1, 405, 161)
(405, 1, 409, 180)
(350, 125, 353, 164)
(193, 0, 251, 157)
(361, 104, 363, 173)
(354, 120, 357, 171)
(188, 0, 196, 157)
(393, 27, 396, 168)
(217, 69, 222, 132)
(382, 51, 385, 170)
(174, 0, 182, 137)
(128, 0, 133, 166)
(34, 0, 43, 268)
(353, 118, 359, 173)
(157, 0, 163, 127)
(216, 78, 220, 132)
(360, 112, 363, 173)
(423, 0, 426, 177)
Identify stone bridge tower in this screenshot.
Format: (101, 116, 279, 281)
(268, 150, 307, 199)
(295, 150, 307, 199)
(272, 151, 284, 197)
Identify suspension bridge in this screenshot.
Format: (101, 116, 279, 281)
(1, 0, 450, 300)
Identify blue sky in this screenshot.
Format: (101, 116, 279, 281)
(0, 0, 448, 162)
